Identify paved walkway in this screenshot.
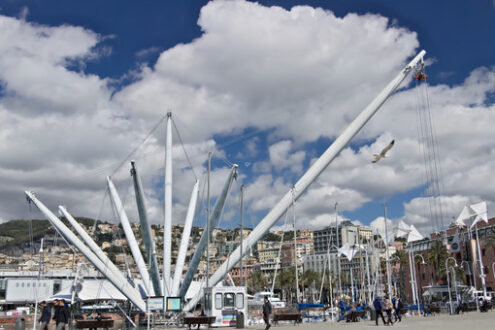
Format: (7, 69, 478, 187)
(250, 312, 495, 330)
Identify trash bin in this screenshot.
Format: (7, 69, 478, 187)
(370, 309, 376, 321)
(15, 317, 26, 330)
(236, 311, 244, 329)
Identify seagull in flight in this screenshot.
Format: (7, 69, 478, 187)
(372, 140, 395, 163)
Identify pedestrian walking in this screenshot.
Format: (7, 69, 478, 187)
(38, 301, 51, 330)
(373, 296, 386, 326)
(55, 299, 69, 330)
(393, 295, 403, 322)
(262, 296, 272, 330)
(384, 295, 394, 326)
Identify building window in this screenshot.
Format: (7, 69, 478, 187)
(482, 249, 485, 257)
(236, 293, 244, 309)
(215, 293, 222, 310)
(224, 293, 235, 308)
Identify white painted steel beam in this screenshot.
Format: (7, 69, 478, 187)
(107, 177, 153, 296)
(25, 191, 146, 312)
(164, 112, 173, 296)
(184, 50, 426, 311)
(130, 160, 163, 296)
(179, 164, 238, 298)
(58, 206, 124, 282)
(171, 180, 199, 296)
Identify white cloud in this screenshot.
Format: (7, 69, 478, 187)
(0, 0, 494, 239)
(268, 140, 306, 174)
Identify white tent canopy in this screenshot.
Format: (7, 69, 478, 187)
(406, 224, 424, 243)
(455, 202, 488, 228)
(370, 217, 395, 245)
(338, 243, 364, 261)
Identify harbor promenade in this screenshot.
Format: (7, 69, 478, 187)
(249, 311, 495, 330)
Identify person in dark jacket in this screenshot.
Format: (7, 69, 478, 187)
(38, 301, 51, 330)
(55, 300, 70, 330)
(373, 296, 386, 326)
(262, 296, 272, 330)
(393, 295, 403, 322)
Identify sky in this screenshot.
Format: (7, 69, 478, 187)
(0, 0, 495, 235)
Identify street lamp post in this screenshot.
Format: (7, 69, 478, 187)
(450, 266, 459, 306)
(412, 254, 426, 315)
(445, 257, 458, 315)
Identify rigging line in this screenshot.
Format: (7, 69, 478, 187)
(171, 117, 198, 181)
(271, 209, 290, 292)
(419, 81, 443, 233)
(91, 186, 110, 238)
(69, 114, 167, 182)
(111, 114, 167, 176)
(415, 80, 438, 233)
(424, 81, 446, 230)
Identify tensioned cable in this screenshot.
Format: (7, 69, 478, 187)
(171, 117, 198, 181)
(111, 114, 167, 176)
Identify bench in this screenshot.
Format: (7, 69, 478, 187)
(272, 312, 302, 325)
(75, 319, 114, 329)
(424, 305, 440, 316)
(182, 316, 216, 329)
(345, 310, 365, 322)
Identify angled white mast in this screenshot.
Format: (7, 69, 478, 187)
(58, 206, 124, 281)
(179, 164, 238, 298)
(25, 191, 146, 312)
(163, 112, 173, 296)
(107, 176, 153, 296)
(171, 179, 199, 296)
(184, 49, 426, 311)
(130, 160, 163, 296)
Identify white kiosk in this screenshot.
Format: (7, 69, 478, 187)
(204, 286, 247, 327)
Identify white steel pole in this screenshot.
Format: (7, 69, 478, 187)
(292, 189, 300, 303)
(130, 161, 163, 296)
(327, 254, 334, 321)
(25, 191, 147, 312)
(184, 50, 426, 311)
(164, 112, 173, 296)
(407, 251, 417, 312)
(474, 224, 488, 299)
(58, 206, 124, 282)
(107, 177, 153, 295)
(171, 180, 199, 296)
(383, 205, 393, 296)
(240, 184, 244, 287)
(179, 165, 238, 298)
(32, 238, 43, 330)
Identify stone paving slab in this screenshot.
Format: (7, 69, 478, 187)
(248, 311, 495, 330)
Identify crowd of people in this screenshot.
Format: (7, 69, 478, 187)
(373, 295, 403, 326)
(331, 294, 404, 325)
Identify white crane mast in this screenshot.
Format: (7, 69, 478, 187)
(184, 49, 426, 311)
(171, 180, 199, 296)
(164, 112, 173, 295)
(25, 191, 147, 312)
(107, 177, 154, 296)
(58, 206, 124, 281)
